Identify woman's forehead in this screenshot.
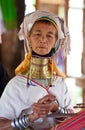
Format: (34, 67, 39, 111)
(30, 20, 58, 33)
(30, 22, 58, 36)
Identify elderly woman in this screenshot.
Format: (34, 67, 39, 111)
(0, 10, 73, 130)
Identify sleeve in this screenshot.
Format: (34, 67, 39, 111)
(58, 78, 74, 113)
(50, 77, 74, 113)
(0, 81, 16, 119)
(0, 77, 24, 120)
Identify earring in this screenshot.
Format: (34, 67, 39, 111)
(52, 48, 56, 54)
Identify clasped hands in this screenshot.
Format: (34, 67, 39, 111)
(28, 94, 59, 122)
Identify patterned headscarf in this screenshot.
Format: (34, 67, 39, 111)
(18, 10, 70, 59)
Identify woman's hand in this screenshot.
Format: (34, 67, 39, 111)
(28, 94, 59, 122)
(38, 94, 59, 112)
(32, 94, 59, 117)
(38, 94, 56, 104)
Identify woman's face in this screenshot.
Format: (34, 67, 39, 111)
(28, 21, 58, 55)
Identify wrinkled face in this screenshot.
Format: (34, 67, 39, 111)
(28, 21, 58, 55)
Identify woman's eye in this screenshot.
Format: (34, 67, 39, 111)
(37, 33, 40, 35)
(35, 33, 41, 36)
(47, 35, 53, 38)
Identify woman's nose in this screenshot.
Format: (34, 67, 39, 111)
(40, 35, 47, 42)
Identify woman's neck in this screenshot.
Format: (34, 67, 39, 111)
(32, 50, 53, 58)
(29, 56, 52, 79)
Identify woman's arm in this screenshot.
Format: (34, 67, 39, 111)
(0, 119, 12, 130)
(0, 113, 39, 130)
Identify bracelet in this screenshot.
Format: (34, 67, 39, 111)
(58, 106, 68, 114)
(11, 115, 31, 130)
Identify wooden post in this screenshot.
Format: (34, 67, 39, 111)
(36, 0, 40, 10)
(76, 0, 85, 103)
(82, 0, 85, 102)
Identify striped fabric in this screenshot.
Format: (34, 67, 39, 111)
(54, 110, 85, 130)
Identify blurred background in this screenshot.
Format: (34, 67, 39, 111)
(0, 0, 85, 110)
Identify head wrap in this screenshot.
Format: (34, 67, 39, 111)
(18, 10, 70, 59)
(15, 10, 71, 77)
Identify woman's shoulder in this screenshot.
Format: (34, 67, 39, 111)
(54, 76, 65, 82)
(53, 76, 67, 88)
(5, 75, 27, 89)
